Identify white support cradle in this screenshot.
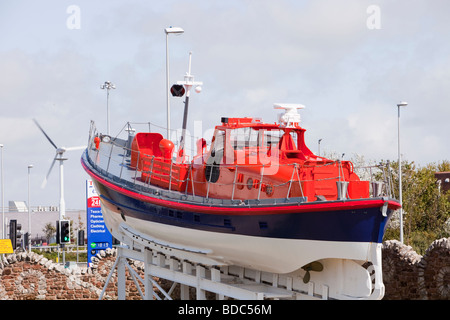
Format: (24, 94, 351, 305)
(99, 224, 385, 300)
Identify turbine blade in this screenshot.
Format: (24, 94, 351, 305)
(64, 146, 86, 151)
(41, 157, 57, 188)
(33, 118, 58, 149)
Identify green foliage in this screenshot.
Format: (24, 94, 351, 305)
(32, 248, 87, 262)
(42, 222, 56, 243)
(380, 159, 450, 254)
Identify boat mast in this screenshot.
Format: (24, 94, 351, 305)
(176, 52, 202, 161)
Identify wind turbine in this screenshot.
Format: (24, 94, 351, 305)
(33, 119, 85, 220)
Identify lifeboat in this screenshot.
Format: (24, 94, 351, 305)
(81, 57, 400, 299)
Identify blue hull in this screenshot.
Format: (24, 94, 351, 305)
(85, 155, 397, 245)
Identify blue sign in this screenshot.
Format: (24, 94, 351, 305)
(86, 180, 112, 266)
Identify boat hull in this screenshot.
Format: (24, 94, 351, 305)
(100, 198, 385, 274)
(83, 157, 399, 274)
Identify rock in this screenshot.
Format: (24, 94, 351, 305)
(7, 254, 17, 264)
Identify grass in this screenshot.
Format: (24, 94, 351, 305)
(32, 246, 88, 263)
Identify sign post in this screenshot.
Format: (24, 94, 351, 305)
(86, 180, 112, 266)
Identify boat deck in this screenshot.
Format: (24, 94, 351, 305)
(83, 117, 398, 211)
(84, 136, 307, 207)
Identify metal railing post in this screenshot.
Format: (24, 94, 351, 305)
(168, 161, 173, 191)
(185, 163, 192, 195)
(286, 164, 295, 199)
(106, 142, 114, 173)
(231, 164, 238, 201)
(295, 164, 304, 198)
(134, 151, 140, 184)
(257, 164, 264, 200)
(206, 165, 213, 200)
(148, 156, 154, 185)
(190, 164, 195, 196)
(119, 147, 127, 179)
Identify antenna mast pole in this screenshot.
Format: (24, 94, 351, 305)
(177, 52, 202, 161)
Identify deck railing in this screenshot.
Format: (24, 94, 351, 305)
(86, 121, 394, 201)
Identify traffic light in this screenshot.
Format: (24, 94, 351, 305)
(78, 230, 85, 246)
(24, 232, 29, 250)
(17, 222, 22, 245)
(60, 220, 70, 243)
(9, 219, 17, 249)
(9, 220, 22, 250)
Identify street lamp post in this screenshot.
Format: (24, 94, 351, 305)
(100, 81, 116, 135)
(165, 26, 184, 139)
(28, 164, 33, 253)
(397, 101, 408, 243)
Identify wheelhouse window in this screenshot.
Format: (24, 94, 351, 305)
(229, 127, 260, 149)
(228, 128, 298, 150)
(208, 126, 305, 165)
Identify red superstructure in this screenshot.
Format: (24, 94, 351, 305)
(129, 105, 369, 203)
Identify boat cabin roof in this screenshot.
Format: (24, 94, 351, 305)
(216, 117, 304, 132)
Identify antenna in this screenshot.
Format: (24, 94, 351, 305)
(175, 52, 203, 161)
(273, 103, 305, 128)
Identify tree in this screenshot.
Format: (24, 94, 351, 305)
(42, 222, 56, 244)
(320, 152, 449, 254)
(381, 160, 450, 254)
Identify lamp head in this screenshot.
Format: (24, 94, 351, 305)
(165, 27, 184, 34)
(397, 101, 408, 107)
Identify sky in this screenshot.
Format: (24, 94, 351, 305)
(0, 0, 449, 210)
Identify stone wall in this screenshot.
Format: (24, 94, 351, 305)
(1, 238, 449, 300)
(0, 248, 146, 300)
(382, 238, 450, 300)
